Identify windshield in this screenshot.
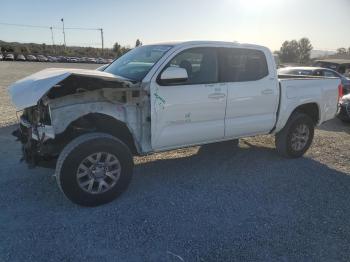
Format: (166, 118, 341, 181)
(105, 45, 173, 81)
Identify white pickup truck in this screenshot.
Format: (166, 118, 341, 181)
(9, 41, 341, 206)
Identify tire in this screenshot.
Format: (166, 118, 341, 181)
(275, 112, 315, 158)
(55, 133, 134, 207)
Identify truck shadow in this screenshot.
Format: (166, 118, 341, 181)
(317, 118, 350, 134)
(1, 125, 350, 260)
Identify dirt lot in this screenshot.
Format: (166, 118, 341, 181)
(0, 61, 350, 261)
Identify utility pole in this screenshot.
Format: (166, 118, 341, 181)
(50, 26, 55, 54)
(50, 27, 55, 45)
(61, 18, 66, 48)
(100, 28, 104, 55)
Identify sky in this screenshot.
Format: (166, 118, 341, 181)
(0, 0, 349, 51)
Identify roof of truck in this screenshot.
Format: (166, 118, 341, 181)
(150, 40, 269, 50)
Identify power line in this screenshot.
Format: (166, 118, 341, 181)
(0, 22, 100, 31)
(0, 22, 49, 29)
(0, 21, 104, 50)
(56, 27, 100, 31)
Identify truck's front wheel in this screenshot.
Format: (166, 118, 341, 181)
(55, 133, 134, 206)
(275, 112, 315, 158)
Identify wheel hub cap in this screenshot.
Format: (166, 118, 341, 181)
(291, 124, 310, 151)
(76, 152, 121, 194)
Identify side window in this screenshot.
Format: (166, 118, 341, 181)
(220, 48, 269, 82)
(163, 47, 218, 85)
(323, 70, 337, 77)
(314, 70, 324, 76)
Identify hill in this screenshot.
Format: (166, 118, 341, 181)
(0, 40, 128, 58)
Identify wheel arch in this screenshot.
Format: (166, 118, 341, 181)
(291, 102, 320, 124)
(56, 112, 139, 155)
(275, 102, 320, 133)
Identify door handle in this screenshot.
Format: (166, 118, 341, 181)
(261, 89, 273, 95)
(208, 93, 226, 99)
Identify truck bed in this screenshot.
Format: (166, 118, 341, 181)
(274, 76, 340, 132)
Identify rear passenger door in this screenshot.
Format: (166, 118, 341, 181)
(220, 47, 279, 138)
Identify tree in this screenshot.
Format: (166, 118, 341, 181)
(279, 40, 299, 63)
(120, 46, 131, 55)
(20, 46, 30, 54)
(135, 39, 142, 47)
(113, 42, 122, 56)
(1, 45, 14, 53)
(337, 47, 347, 55)
(298, 38, 313, 64)
(348, 47, 350, 54)
(278, 37, 313, 64)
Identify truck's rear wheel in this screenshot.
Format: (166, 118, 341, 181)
(55, 133, 133, 206)
(275, 112, 314, 158)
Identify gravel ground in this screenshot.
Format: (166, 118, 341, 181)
(0, 62, 350, 261)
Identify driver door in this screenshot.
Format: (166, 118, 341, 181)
(150, 47, 227, 150)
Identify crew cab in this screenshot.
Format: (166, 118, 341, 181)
(9, 41, 341, 206)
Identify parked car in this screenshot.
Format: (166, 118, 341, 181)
(278, 66, 350, 95)
(80, 57, 88, 63)
(16, 54, 26, 61)
(70, 57, 79, 63)
(4, 53, 15, 61)
(56, 56, 67, 63)
(0, 53, 3, 61)
(96, 57, 106, 64)
(37, 55, 48, 62)
(87, 57, 97, 63)
(9, 41, 340, 206)
(314, 59, 350, 78)
(65, 57, 77, 63)
(26, 55, 37, 62)
(337, 94, 350, 122)
(47, 56, 58, 62)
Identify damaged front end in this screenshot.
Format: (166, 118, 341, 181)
(10, 68, 149, 168)
(12, 102, 57, 167)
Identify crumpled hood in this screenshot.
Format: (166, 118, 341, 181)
(9, 68, 130, 110)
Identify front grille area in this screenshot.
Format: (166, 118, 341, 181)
(22, 104, 51, 125)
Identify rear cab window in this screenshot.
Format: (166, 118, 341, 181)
(219, 48, 269, 82)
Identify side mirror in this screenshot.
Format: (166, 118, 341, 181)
(160, 67, 188, 84)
